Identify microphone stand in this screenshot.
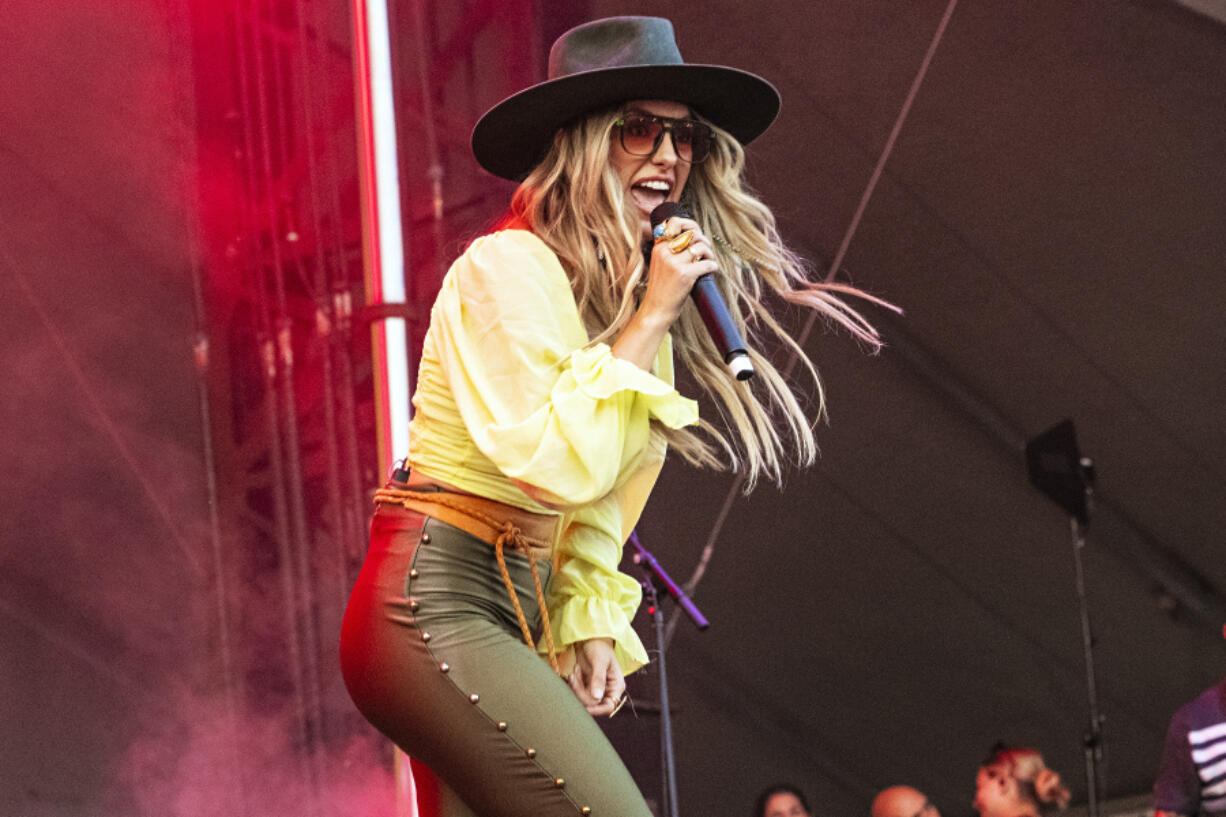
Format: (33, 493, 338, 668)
(628, 531, 708, 817)
(1025, 420, 1104, 817)
(1070, 461, 1104, 817)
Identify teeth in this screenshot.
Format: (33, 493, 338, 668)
(636, 180, 670, 192)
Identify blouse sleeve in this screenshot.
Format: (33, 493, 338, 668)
(431, 230, 698, 509)
(544, 516, 652, 675)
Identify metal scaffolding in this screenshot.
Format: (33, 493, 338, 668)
(187, 0, 544, 813)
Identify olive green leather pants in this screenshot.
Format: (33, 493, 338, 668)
(340, 503, 653, 817)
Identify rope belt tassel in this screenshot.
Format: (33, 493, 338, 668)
(494, 523, 560, 674)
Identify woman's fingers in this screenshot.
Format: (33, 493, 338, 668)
(685, 238, 713, 263)
(602, 665, 626, 711)
(568, 638, 625, 716)
(568, 669, 597, 706)
(655, 217, 713, 264)
(584, 664, 624, 716)
(654, 215, 692, 241)
(586, 697, 616, 716)
(640, 216, 721, 325)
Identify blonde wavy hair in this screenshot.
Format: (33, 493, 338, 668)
(509, 105, 896, 489)
(983, 744, 1072, 811)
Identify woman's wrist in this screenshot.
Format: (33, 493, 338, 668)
(579, 636, 614, 649)
(611, 308, 671, 370)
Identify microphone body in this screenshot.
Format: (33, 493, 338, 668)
(649, 203, 755, 380)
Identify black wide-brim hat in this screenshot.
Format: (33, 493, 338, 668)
(472, 16, 781, 181)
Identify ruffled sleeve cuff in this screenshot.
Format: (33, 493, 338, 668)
(539, 595, 651, 676)
(567, 343, 699, 430)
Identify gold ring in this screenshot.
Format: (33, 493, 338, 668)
(668, 230, 694, 254)
(653, 220, 678, 245)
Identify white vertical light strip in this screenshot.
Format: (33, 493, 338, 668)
(381, 318, 411, 463)
(362, 0, 411, 467)
(353, 0, 416, 810)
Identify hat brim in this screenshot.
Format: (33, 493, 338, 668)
(471, 64, 781, 181)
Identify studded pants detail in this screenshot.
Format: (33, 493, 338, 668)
(340, 503, 654, 817)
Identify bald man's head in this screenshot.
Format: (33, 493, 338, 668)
(871, 786, 939, 817)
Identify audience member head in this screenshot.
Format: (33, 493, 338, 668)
(755, 783, 813, 817)
(872, 785, 940, 817)
(974, 743, 1071, 817)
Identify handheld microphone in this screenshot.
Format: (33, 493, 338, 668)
(650, 202, 755, 380)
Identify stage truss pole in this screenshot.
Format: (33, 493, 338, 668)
(351, 0, 415, 813)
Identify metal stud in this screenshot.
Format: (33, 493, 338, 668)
(420, 632, 431, 643)
(409, 568, 419, 579)
(469, 693, 480, 704)
(581, 808, 591, 816)
(497, 721, 507, 732)
(525, 748, 536, 758)
(439, 662, 450, 673)
(408, 599, 419, 612)
(553, 777, 565, 789)
(420, 533, 431, 544)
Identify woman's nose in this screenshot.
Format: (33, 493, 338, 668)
(650, 130, 679, 165)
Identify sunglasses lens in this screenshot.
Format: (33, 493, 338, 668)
(617, 115, 714, 163)
(675, 121, 713, 163)
(620, 116, 663, 156)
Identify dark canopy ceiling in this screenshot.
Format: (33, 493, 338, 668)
(602, 1, 1226, 814)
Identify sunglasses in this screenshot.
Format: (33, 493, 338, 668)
(614, 113, 715, 164)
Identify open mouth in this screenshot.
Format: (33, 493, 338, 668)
(629, 179, 670, 214)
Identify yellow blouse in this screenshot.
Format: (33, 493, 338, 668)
(406, 229, 700, 675)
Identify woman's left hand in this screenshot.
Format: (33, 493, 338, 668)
(568, 637, 625, 716)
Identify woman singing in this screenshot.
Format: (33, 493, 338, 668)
(340, 15, 891, 816)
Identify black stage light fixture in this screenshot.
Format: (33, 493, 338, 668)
(1025, 418, 1094, 526)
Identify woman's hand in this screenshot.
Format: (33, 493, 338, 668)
(568, 637, 626, 717)
(639, 216, 717, 325)
(611, 216, 719, 370)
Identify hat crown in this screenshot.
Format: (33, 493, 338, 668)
(548, 16, 684, 80)
(473, 16, 779, 180)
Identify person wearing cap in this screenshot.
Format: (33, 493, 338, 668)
(339, 15, 892, 817)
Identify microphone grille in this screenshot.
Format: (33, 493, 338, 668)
(650, 202, 690, 228)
